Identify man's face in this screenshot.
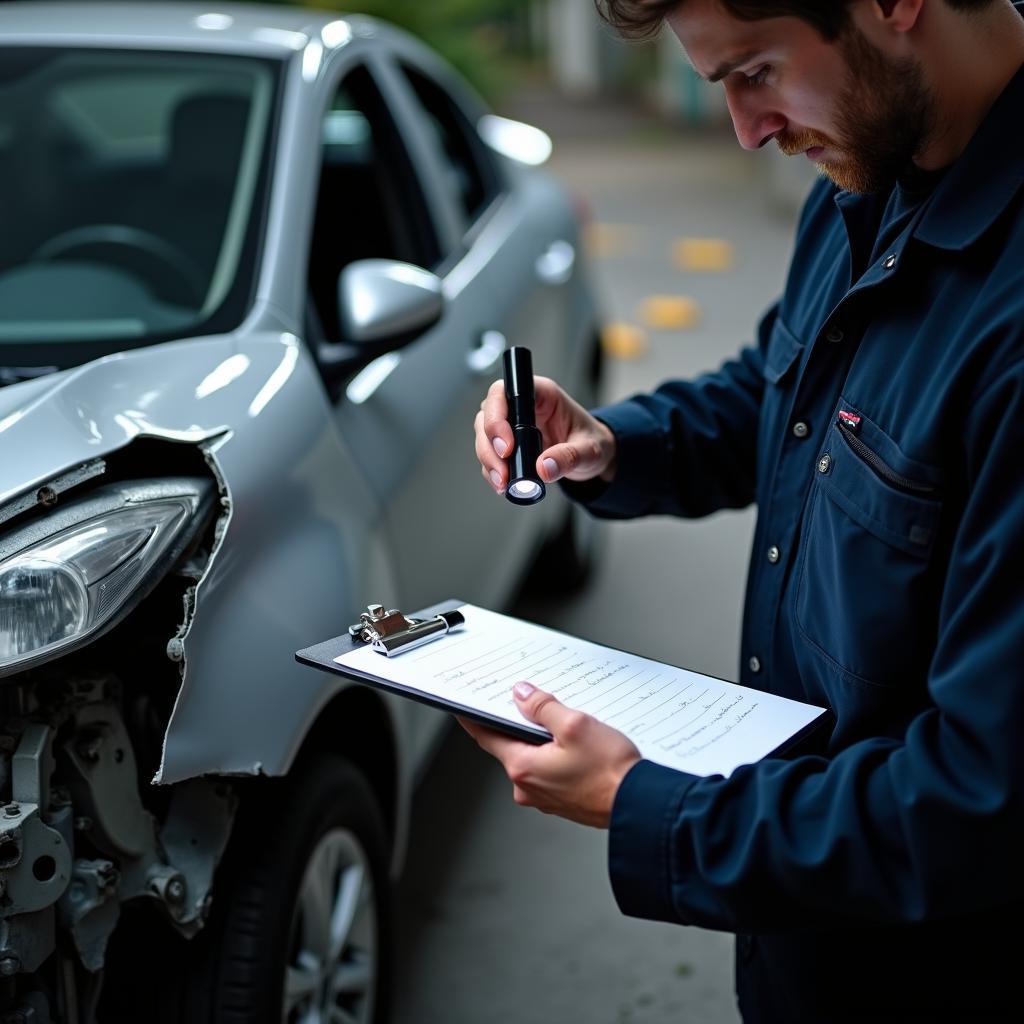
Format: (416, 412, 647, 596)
(668, 0, 934, 193)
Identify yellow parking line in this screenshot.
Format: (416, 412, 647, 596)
(638, 295, 702, 331)
(586, 223, 639, 259)
(601, 321, 649, 359)
(672, 237, 735, 272)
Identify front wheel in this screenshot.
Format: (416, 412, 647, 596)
(101, 756, 391, 1024)
(282, 827, 384, 1023)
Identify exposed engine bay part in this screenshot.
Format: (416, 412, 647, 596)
(0, 725, 71, 972)
(59, 697, 238, 950)
(156, 779, 237, 937)
(0, 686, 237, 993)
(63, 704, 156, 860)
(58, 859, 119, 974)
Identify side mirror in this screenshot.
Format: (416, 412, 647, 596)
(344, 257, 445, 342)
(317, 259, 444, 385)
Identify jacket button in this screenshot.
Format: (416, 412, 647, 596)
(748, 656, 762, 674)
(884, 253, 897, 269)
(792, 421, 810, 439)
(826, 328, 844, 343)
(817, 454, 832, 474)
(767, 545, 781, 564)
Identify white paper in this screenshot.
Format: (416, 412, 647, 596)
(335, 604, 824, 778)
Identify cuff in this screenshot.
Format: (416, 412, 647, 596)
(608, 759, 700, 924)
(561, 402, 672, 519)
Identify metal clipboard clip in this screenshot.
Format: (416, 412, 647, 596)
(348, 604, 465, 657)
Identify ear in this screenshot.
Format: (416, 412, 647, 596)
(866, 0, 924, 35)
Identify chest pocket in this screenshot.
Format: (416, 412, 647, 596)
(763, 315, 803, 386)
(794, 403, 943, 688)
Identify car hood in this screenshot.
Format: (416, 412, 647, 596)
(0, 332, 302, 506)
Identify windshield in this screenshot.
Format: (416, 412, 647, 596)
(0, 47, 279, 378)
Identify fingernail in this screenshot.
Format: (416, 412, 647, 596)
(513, 682, 535, 700)
(489, 469, 503, 490)
(493, 437, 508, 458)
(543, 458, 558, 480)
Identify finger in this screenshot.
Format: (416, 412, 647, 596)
(537, 437, 605, 483)
(475, 412, 507, 492)
(512, 784, 536, 809)
(532, 376, 564, 424)
(481, 463, 505, 494)
(481, 378, 514, 460)
(460, 715, 528, 763)
(512, 682, 582, 736)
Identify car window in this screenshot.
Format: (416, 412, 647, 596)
(397, 63, 501, 230)
(307, 64, 440, 344)
(0, 48, 277, 368)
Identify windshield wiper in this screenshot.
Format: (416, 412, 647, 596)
(0, 365, 58, 387)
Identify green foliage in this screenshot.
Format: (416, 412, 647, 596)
(259, 0, 527, 101)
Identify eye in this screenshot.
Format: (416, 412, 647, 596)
(745, 65, 772, 86)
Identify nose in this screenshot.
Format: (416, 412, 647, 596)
(723, 85, 787, 151)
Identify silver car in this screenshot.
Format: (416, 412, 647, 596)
(0, 3, 602, 1021)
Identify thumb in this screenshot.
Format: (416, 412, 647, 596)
(537, 439, 603, 483)
(513, 682, 574, 732)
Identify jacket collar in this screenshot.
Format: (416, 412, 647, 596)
(913, 60, 1024, 252)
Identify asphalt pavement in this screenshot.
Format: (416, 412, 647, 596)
(393, 84, 810, 1024)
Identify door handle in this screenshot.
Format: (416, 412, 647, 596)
(466, 330, 506, 375)
(535, 240, 575, 286)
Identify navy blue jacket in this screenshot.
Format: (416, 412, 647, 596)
(577, 54, 1024, 1023)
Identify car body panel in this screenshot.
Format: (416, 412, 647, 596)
(0, 2, 362, 57)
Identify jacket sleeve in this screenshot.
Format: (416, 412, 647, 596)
(564, 306, 777, 520)
(608, 357, 1024, 932)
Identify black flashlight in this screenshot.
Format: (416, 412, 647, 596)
(502, 346, 545, 505)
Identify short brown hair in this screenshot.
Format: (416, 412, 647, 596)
(594, 1, 999, 42)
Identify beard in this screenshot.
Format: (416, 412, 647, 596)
(776, 29, 935, 194)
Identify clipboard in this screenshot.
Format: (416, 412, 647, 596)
(295, 599, 550, 744)
(296, 600, 830, 776)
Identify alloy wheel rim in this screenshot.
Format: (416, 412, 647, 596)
(283, 827, 377, 1024)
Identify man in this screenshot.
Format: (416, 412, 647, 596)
(466, 1, 1024, 1020)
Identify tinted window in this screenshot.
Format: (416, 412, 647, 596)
(307, 64, 440, 344)
(398, 64, 499, 227)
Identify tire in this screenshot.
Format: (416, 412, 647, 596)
(100, 756, 391, 1024)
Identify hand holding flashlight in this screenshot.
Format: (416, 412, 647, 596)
(474, 351, 619, 499)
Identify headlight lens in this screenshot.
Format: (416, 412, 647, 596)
(0, 499, 192, 672)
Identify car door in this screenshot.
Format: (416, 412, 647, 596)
(308, 46, 576, 622)
(363, 48, 580, 612)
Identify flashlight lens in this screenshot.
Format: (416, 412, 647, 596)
(509, 480, 542, 500)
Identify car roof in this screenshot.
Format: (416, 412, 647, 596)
(0, 2, 384, 56)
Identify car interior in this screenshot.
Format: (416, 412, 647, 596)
(0, 50, 270, 342)
(306, 64, 440, 347)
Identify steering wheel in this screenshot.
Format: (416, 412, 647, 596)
(32, 224, 207, 308)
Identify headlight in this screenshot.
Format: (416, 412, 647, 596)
(0, 478, 214, 676)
